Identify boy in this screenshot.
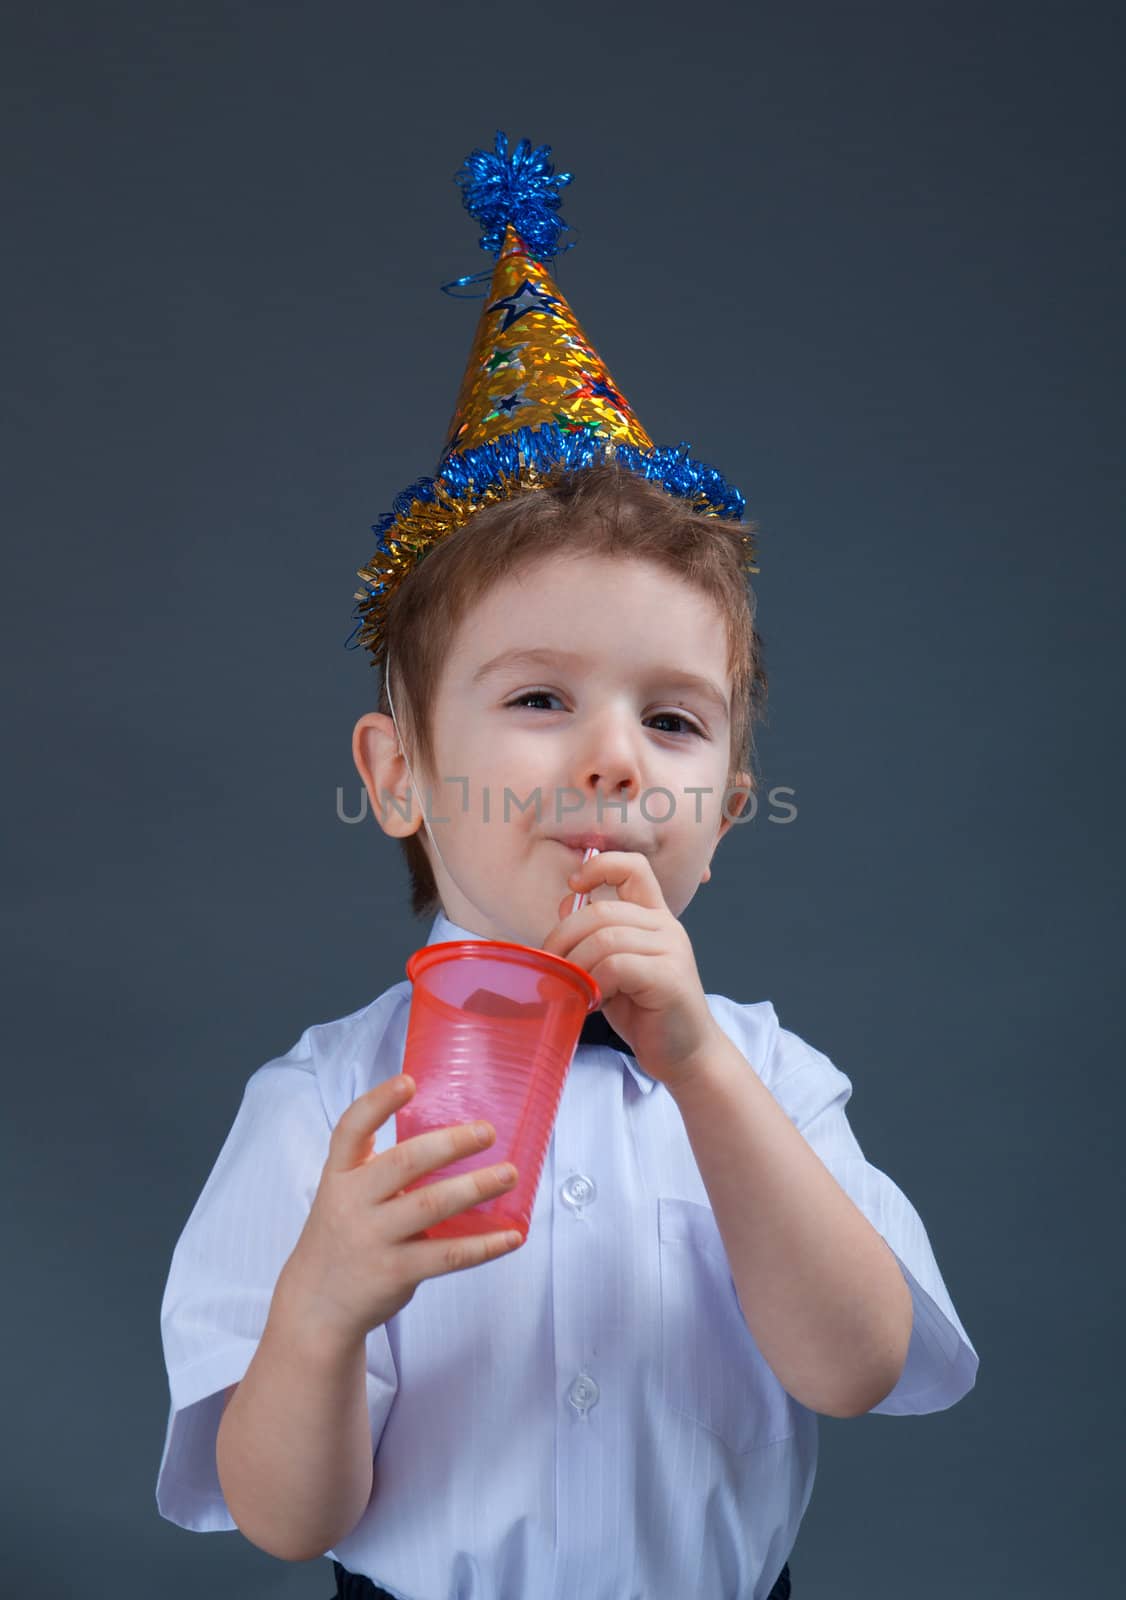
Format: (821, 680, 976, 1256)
(156, 135, 978, 1599)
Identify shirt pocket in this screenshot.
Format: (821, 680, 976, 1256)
(658, 1195, 798, 1455)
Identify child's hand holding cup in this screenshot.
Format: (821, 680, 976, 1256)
(275, 1077, 530, 1345)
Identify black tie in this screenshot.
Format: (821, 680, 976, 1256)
(579, 1008, 634, 1056)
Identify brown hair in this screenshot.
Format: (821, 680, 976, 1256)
(370, 459, 769, 920)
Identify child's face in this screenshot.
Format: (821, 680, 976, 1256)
(357, 551, 751, 947)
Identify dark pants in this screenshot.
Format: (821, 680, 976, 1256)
(331, 1558, 792, 1599)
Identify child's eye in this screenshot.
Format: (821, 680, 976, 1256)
(504, 692, 704, 738)
(649, 711, 704, 738)
(506, 690, 560, 712)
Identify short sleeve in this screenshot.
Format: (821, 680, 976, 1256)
(761, 1009, 980, 1417)
(155, 1050, 399, 1532)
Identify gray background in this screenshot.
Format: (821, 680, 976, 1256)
(4, 0, 1122, 1594)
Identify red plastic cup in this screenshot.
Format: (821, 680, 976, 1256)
(394, 939, 600, 1243)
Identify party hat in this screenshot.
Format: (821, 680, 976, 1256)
(346, 131, 755, 668)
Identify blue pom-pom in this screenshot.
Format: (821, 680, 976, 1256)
(454, 130, 574, 261)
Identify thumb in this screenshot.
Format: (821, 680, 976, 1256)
(328, 1074, 414, 1171)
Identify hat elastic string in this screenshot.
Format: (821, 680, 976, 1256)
(384, 648, 473, 914)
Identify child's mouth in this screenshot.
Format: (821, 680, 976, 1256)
(548, 832, 631, 853)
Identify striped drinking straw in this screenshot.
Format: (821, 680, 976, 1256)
(568, 845, 600, 916)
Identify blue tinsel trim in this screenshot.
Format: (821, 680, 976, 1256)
(370, 425, 745, 543)
(344, 424, 747, 648)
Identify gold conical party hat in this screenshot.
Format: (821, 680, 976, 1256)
(347, 132, 752, 670)
(438, 221, 654, 465)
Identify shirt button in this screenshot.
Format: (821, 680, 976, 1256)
(561, 1174, 597, 1212)
(567, 1373, 600, 1416)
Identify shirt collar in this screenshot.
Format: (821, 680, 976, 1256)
(425, 910, 657, 1095)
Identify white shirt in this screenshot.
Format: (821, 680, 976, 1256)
(157, 909, 978, 1600)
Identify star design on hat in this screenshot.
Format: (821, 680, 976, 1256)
(486, 279, 564, 332)
(562, 373, 629, 415)
(560, 332, 596, 359)
(554, 411, 603, 435)
(484, 343, 526, 374)
(587, 376, 627, 409)
(486, 385, 532, 419)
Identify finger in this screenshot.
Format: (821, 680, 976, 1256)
(564, 850, 665, 912)
(564, 924, 666, 983)
(385, 1156, 520, 1244)
(327, 1075, 417, 1172)
(547, 897, 659, 959)
(401, 1219, 526, 1280)
(371, 1114, 501, 1203)
(553, 902, 658, 934)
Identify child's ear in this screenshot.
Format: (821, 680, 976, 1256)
(709, 772, 756, 864)
(351, 712, 424, 839)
